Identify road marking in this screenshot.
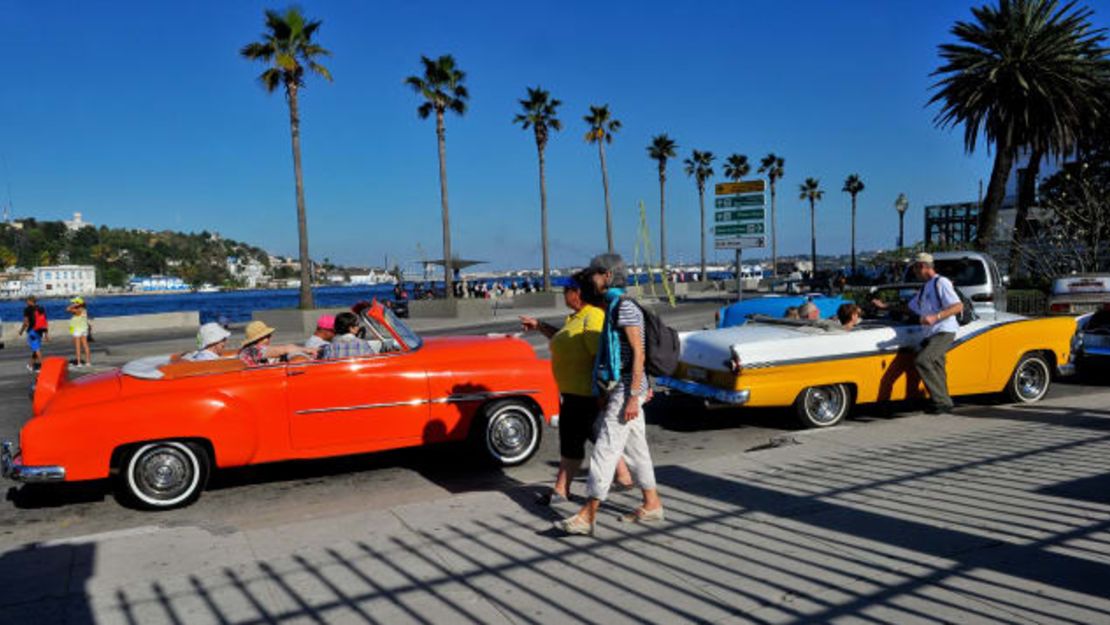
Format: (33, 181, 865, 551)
(42, 524, 163, 546)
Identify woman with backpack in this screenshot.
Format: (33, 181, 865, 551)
(554, 254, 666, 536)
(18, 295, 49, 371)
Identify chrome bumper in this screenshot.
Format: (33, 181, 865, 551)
(1, 441, 65, 483)
(656, 376, 751, 405)
(1057, 363, 1077, 377)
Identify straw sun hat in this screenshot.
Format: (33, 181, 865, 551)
(242, 320, 276, 347)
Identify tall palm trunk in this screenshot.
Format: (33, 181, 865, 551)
(1007, 146, 1045, 277)
(977, 138, 1015, 251)
(435, 109, 454, 300)
(659, 166, 667, 271)
(538, 145, 551, 291)
(286, 82, 314, 309)
(809, 199, 817, 276)
(599, 142, 614, 254)
(850, 195, 857, 274)
(770, 183, 778, 277)
(698, 185, 707, 281)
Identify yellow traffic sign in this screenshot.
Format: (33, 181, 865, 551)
(715, 180, 765, 195)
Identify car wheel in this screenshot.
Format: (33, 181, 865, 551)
(794, 384, 851, 428)
(473, 399, 542, 466)
(121, 441, 209, 509)
(1005, 353, 1051, 404)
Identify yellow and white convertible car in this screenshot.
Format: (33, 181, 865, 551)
(658, 285, 1078, 428)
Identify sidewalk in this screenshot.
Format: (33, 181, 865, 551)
(3, 390, 1109, 624)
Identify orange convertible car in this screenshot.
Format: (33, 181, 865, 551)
(2, 302, 559, 509)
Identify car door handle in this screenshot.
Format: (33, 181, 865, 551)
(287, 369, 306, 377)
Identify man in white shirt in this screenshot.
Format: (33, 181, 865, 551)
(183, 323, 231, 362)
(908, 252, 964, 414)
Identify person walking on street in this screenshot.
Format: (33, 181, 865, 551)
(18, 296, 49, 371)
(908, 252, 964, 414)
(66, 297, 92, 367)
(521, 271, 633, 506)
(555, 254, 664, 536)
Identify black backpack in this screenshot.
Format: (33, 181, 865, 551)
(623, 297, 680, 377)
(926, 278, 977, 326)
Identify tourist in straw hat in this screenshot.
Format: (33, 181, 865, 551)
(238, 320, 313, 366)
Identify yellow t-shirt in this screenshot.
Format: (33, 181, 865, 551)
(549, 304, 604, 396)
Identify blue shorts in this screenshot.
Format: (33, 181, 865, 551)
(27, 330, 42, 352)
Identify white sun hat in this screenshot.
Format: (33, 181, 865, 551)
(197, 322, 232, 349)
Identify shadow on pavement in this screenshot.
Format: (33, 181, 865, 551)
(75, 410, 1110, 624)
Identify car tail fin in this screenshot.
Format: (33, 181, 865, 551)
(32, 357, 68, 415)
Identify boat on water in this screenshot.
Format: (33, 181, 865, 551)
(195, 284, 221, 293)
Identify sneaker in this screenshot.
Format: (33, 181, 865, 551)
(618, 506, 665, 524)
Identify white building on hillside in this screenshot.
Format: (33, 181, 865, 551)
(33, 265, 96, 295)
(63, 212, 93, 232)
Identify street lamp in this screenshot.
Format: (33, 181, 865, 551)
(895, 193, 909, 249)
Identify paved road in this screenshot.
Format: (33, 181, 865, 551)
(0, 300, 1104, 551)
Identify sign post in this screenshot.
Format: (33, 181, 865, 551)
(714, 180, 767, 302)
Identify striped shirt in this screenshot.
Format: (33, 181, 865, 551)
(615, 299, 649, 395)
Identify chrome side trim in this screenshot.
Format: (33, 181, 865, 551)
(294, 389, 540, 415)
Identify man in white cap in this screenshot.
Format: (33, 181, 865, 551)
(908, 252, 964, 414)
(183, 322, 231, 361)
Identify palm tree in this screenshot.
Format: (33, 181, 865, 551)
(405, 54, 469, 299)
(758, 154, 785, 276)
(842, 174, 865, 274)
(683, 150, 716, 281)
(514, 87, 562, 291)
(799, 178, 824, 275)
(723, 154, 751, 182)
(584, 105, 622, 253)
(647, 134, 678, 271)
(241, 7, 332, 309)
(930, 0, 1110, 251)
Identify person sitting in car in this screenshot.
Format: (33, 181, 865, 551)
(837, 303, 862, 331)
(239, 321, 314, 366)
(183, 322, 231, 361)
(798, 301, 820, 321)
(323, 312, 381, 360)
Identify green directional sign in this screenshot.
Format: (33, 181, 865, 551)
(715, 223, 765, 236)
(715, 209, 765, 222)
(714, 193, 765, 208)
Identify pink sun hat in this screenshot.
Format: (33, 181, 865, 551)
(316, 315, 336, 331)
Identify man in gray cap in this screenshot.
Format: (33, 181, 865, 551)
(907, 252, 964, 414)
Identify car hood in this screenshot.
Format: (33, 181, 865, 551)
(419, 334, 539, 361)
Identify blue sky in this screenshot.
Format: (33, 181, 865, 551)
(3, 1, 1108, 270)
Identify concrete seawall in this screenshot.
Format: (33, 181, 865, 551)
(1, 310, 200, 341)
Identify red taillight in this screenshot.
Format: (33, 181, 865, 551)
(1050, 303, 1071, 313)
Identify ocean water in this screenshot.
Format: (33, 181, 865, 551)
(1, 271, 732, 325)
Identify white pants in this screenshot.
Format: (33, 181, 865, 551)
(587, 390, 657, 500)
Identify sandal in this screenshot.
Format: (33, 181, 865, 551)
(553, 514, 595, 536)
(618, 506, 665, 524)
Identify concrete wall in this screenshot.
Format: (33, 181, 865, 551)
(1, 311, 200, 341)
(511, 292, 563, 309)
(408, 299, 493, 320)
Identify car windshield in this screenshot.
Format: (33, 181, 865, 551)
(903, 259, 987, 286)
(382, 306, 423, 350)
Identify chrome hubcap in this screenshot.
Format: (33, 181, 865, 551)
(1017, 360, 1048, 400)
(806, 386, 844, 425)
(136, 447, 193, 500)
(489, 408, 534, 458)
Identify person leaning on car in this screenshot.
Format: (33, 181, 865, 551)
(908, 252, 964, 414)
